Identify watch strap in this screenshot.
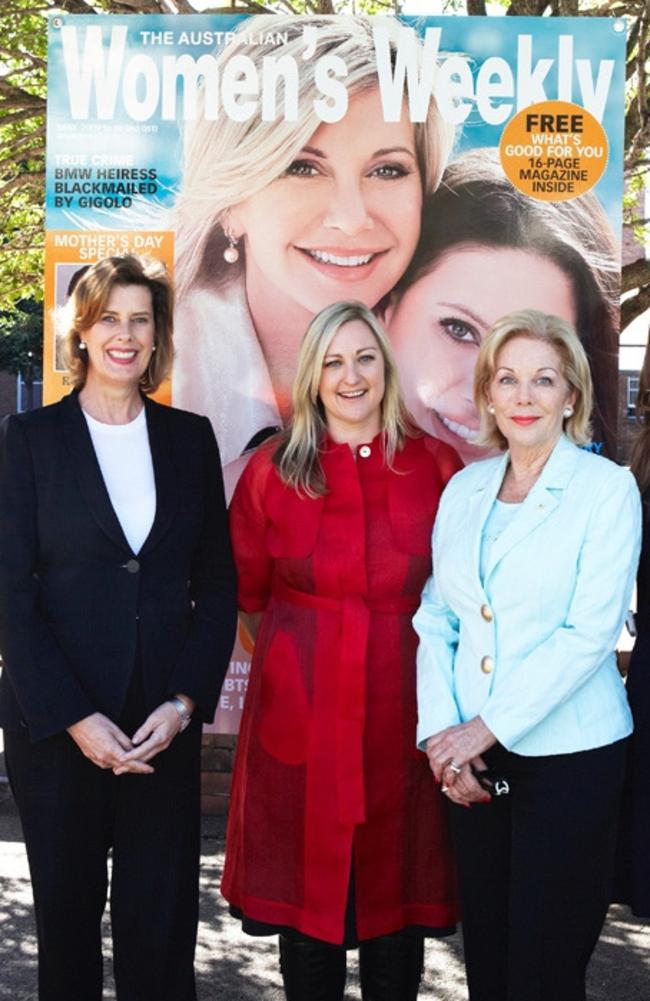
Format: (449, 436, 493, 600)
(170, 696, 192, 732)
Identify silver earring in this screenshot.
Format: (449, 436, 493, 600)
(487, 404, 495, 415)
(78, 340, 87, 351)
(223, 233, 239, 264)
(563, 406, 574, 418)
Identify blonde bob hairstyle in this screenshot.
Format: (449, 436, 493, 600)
(59, 255, 174, 393)
(274, 300, 412, 497)
(174, 14, 454, 301)
(474, 309, 593, 451)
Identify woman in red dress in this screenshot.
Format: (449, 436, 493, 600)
(222, 301, 460, 1000)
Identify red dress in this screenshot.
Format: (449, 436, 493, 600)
(222, 433, 461, 945)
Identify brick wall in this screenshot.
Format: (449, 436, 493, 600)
(200, 732, 236, 816)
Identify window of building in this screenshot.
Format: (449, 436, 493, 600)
(627, 375, 640, 417)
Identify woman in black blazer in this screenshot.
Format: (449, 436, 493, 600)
(0, 255, 237, 1001)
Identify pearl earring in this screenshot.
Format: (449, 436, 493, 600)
(78, 340, 87, 351)
(151, 344, 157, 353)
(223, 233, 240, 264)
(487, 404, 495, 415)
(563, 406, 574, 419)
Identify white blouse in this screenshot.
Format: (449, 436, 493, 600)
(83, 407, 156, 554)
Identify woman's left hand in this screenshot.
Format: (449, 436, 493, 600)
(426, 716, 497, 784)
(112, 702, 184, 774)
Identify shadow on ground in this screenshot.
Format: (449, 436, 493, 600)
(1, 790, 648, 1000)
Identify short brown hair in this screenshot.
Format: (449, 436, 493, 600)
(474, 309, 593, 451)
(60, 255, 174, 393)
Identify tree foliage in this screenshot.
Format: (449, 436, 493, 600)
(0, 299, 43, 379)
(0, 0, 648, 330)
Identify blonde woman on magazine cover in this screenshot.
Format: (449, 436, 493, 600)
(172, 15, 453, 466)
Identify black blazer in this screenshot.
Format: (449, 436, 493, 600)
(0, 390, 237, 742)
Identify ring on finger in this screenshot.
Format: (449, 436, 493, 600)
(444, 759, 463, 776)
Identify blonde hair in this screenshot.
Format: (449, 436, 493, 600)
(474, 309, 593, 451)
(174, 15, 454, 300)
(59, 255, 174, 393)
(274, 300, 411, 496)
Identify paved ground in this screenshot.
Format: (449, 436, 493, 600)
(1, 777, 649, 1001)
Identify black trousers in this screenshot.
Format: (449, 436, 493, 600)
(451, 739, 627, 1001)
(4, 694, 202, 1001)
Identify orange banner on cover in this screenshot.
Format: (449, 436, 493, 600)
(43, 230, 174, 407)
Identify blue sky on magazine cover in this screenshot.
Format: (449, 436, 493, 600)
(45, 13, 626, 235)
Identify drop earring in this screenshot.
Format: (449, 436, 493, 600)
(223, 232, 240, 265)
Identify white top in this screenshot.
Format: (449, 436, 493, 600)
(172, 279, 281, 466)
(83, 407, 156, 554)
(479, 499, 521, 583)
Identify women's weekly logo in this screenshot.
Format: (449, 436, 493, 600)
(59, 22, 615, 125)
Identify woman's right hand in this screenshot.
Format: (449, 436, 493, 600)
(67, 712, 153, 773)
(441, 756, 491, 808)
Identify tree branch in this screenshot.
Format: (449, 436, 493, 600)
(0, 171, 46, 198)
(623, 257, 650, 294)
(507, 0, 549, 15)
(0, 106, 46, 127)
(622, 284, 650, 330)
(0, 48, 47, 73)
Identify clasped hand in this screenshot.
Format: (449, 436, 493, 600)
(67, 702, 186, 776)
(425, 717, 497, 807)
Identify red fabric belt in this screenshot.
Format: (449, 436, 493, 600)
(273, 580, 418, 616)
(273, 580, 418, 825)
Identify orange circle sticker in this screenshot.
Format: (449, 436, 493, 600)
(499, 100, 608, 202)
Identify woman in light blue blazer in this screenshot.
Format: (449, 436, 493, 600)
(415, 309, 641, 1001)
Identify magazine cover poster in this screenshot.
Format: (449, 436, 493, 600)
(45, 13, 627, 731)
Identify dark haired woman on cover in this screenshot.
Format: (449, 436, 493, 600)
(222, 300, 460, 1001)
(415, 310, 640, 1001)
(618, 341, 650, 919)
(388, 150, 620, 463)
(0, 255, 237, 1001)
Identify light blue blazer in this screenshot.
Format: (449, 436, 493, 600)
(415, 435, 642, 757)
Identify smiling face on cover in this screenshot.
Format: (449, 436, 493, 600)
(230, 88, 422, 325)
(83, 284, 156, 395)
(387, 246, 576, 463)
(318, 319, 386, 444)
(487, 335, 576, 454)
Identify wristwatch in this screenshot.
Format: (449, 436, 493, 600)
(170, 696, 193, 732)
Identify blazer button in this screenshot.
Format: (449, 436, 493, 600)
(480, 655, 494, 674)
(124, 559, 140, 574)
(480, 603, 493, 622)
